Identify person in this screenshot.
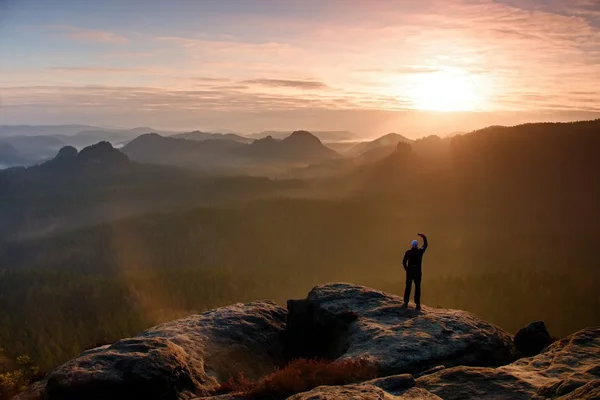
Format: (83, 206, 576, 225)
(402, 233, 428, 310)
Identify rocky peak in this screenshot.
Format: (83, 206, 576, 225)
(286, 130, 322, 144)
(77, 141, 129, 165)
(54, 145, 78, 159)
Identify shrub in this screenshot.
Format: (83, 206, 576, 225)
(0, 350, 40, 400)
(217, 357, 378, 399)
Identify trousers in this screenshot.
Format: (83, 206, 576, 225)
(404, 268, 422, 305)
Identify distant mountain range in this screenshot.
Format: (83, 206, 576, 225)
(122, 130, 340, 174)
(0, 126, 176, 167)
(0, 126, 359, 168)
(1, 142, 131, 180)
(2, 119, 599, 238)
(170, 131, 253, 144)
(248, 130, 360, 142)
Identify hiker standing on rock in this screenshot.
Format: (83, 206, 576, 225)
(403, 233, 428, 310)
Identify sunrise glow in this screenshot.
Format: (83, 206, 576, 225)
(1, 0, 599, 133)
(409, 69, 484, 112)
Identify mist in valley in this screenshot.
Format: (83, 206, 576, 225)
(1, 121, 598, 371)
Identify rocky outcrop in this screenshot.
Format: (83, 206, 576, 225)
(514, 320, 553, 356)
(41, 301, 287, 400)
(417, 327, 600, 399)
(286, 283, 518, 375)
(22, 283, 599, 400)
(282, 326, 600, 399)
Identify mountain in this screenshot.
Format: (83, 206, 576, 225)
(450, 119, 600, 194)
(0, 140, 304, 240)
(171, 130, 253, 144)
(249, 130, 360, 142)
(345, 133, 412, 157)
(66, 128, 170, 148)
(284, 134, 448, 179)
(1, 142, 131, 181)
(18, 283, 599, 400)
(248, 130, 340, 162)
(123, 131, 340, 173)
(123, 133, 246, 171)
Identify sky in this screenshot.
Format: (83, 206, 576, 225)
(1, 0, 599, 137)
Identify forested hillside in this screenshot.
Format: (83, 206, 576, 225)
(1, 120, 599, 372)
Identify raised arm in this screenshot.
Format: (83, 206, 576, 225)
(418, 233, 428, 252)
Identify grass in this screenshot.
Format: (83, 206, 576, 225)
(216, 358, 378, 399)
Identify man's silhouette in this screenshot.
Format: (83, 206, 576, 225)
(403, 233, 428, 310)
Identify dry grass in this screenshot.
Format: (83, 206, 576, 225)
(216, 357, 378, 399)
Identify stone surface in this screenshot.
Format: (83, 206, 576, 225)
(41, 300, 287, 400)
(286, 375, 441, 400)
(514, 320, 553, 357)
(417, 327, 600, 400)
(287, 283, 519, 375)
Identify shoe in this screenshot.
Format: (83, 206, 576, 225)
(416, 304, 421, 310)
(402, 303, 409, 308)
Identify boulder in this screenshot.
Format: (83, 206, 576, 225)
(286, 283, 518, 375)
(417, 327, 600, 399)
(514, 320, 553, 356)
(40, 300, 287, 400)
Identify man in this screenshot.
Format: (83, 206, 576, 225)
(403, 233, 428, 310)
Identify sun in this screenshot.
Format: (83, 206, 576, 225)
(409, 68, 483, 112)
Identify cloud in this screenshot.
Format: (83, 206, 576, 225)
(46, 25, 129, 44)
(0, 84, 410, 115)
(49, 67, 166, 74)
(6, 0, 600, 129)
(242, 79, 329, 90)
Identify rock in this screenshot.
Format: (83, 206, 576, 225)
(417, 327, 600, 400)
(417, 365, 537, 399)
(514, 320, 553, 356)
(556, 379, 600, 399)
(286, 374, 441, 400)
(28, 283, 597, 400)
(41, 300, 287, 400)
(286, 283, 518, 376)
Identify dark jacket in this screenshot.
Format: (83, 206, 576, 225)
(403, 235, 428, 272)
